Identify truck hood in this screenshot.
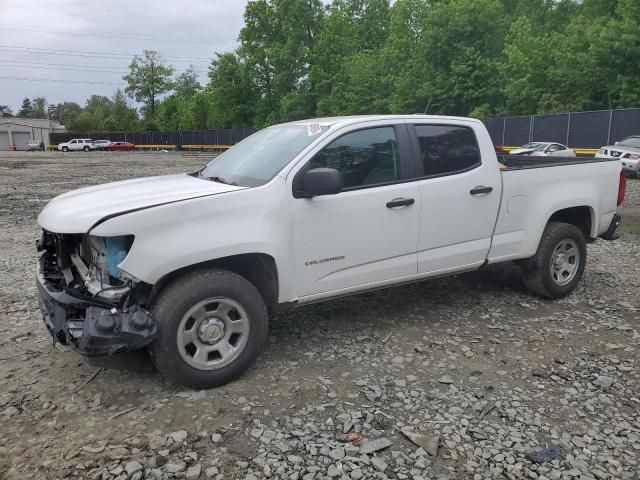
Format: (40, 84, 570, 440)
(38, 173, 245, 234)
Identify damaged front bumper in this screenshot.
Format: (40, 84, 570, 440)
(36, 253, 156, 356)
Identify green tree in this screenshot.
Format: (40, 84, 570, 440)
(380, 0, 430, 114)
(67, 95, 111, 131)
(310, 1, 392, 116)
(239, 0, 324, 123)
(191, 92, 210, 129)
(123, 50, 174, 118)
(49, 102, 82, 126)
(28, 0, 640, 129)
(104, 90, 140, 131)
(0, 105, 13, 117)
(18, 98, 32, 117)
(30, 96, 47, 118)
(412, 0, 506, 116)
(65, 93, 140, 132)
(500, 17, 554, 115)
(174, 66, 201, 98)
(207, 52, 258, 127)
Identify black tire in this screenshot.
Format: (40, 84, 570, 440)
(521, 222, 587, 299)
(83, 145, 90, 152)
(62, 146, 68, 152)
(149, 269, 268, 389)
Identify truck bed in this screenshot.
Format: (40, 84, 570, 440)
(499, 155, 618, 170)
(488, 155, 621, 264)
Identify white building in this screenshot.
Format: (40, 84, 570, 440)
(0, 118, 66, 150)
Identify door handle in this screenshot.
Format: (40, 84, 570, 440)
(470, 186, 493, 196)
(386, 198, 415, 208)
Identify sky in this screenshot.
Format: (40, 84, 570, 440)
(0, 0, 249, 114)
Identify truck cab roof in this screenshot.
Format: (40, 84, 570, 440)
(279, 114, 483, 129)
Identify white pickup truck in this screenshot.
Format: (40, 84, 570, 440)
(36, 115, 625, 388)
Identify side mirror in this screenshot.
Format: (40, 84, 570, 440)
(302, 168, 343, 197)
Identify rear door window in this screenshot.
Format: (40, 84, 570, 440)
(412, 125, 481, 177)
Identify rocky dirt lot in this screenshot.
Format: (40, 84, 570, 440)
(1, 151, 639, 480)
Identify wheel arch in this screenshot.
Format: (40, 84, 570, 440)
(150, 253, 279, 313)
(547, 205, 595, 242)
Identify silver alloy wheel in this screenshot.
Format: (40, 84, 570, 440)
(176, 297, 250, 370)
(549, 238, 580, 286)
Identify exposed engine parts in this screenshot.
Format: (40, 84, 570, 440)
(36, 230, 156, 356)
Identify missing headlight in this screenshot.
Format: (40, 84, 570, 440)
(84, 235, 134, 300)
(106, 236, 131, 277)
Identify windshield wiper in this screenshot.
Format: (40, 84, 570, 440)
(206, 175, 238, 186)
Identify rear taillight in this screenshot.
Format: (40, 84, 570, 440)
(617, 170, 626, 206)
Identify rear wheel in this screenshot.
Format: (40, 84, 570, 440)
(149, 269, 268, 388)
(83, 145, 90, 152)
(521, 222, 586, 299)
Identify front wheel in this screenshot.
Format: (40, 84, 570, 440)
(149, 269, 268, 389)
(521, 222, 587, 299)
(61, 146, 68, 152)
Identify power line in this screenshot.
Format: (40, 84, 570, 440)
(0, 44, 212, 62)
(0, 62, 129, 73)
(0, 25, 211, 45)
(0, 64, 126, 74)
(0, 59, 130, 69)
(0, 60, 206, 74)
(0, 76, 123, 86)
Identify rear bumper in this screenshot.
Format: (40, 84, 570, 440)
(600, 214, 622, 241)
(36, 253, 156, 356)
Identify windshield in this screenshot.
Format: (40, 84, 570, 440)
(199, 125, 327, 187)
(522, 143, 546, 150)
(619, 137, 640, 148)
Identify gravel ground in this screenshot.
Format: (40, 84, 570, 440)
(1, 152, 639, 480)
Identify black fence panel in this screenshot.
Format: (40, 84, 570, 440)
(193, 130, 205, 144)
(148, 131, 160, 144)
(485, 118, 504, 145)
(610, 110, 640, 144)
(504, 116, 531, 146)
(50, 128, 256, 147)
(488, 108, 640, 150)
(532, 114, 568, 144)
(568, 111, 610, 148)
(110, 132, 126, 142)
(185, 130, 196, 145)
(218, 130, 232, 145)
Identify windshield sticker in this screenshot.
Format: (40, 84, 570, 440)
(307, 123, 322, 136)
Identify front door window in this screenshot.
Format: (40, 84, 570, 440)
(308, 127, 400, 189)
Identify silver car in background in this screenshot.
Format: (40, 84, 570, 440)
(510, 142, 577, 157)
(596, 136, 640, 176)
(93, 140, 112, 151)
